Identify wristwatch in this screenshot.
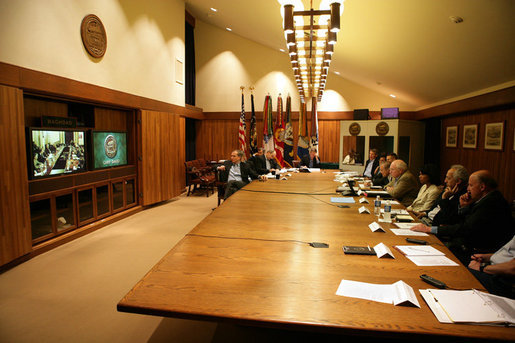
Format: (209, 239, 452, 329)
(479, 262, 490, 272)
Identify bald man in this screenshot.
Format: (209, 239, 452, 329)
(412, 170, 514, 264)
(385, 159, 419, 207)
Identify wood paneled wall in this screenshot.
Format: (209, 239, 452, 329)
(0, 85, 31, 265)
(440, 106, 515, 202)
(140, 110, 185, 206)
(195, 115, 340, 163)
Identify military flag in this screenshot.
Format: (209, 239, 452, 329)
(310, 97, 319, 152)
(263, 94, 275, 152)
(283, 95, 294, 168)
(249, 88, 258, 155)
(273, 94, 285, 167)
(296, 101, 309, 159)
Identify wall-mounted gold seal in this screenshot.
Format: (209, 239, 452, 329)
(349, 122, 361, 136)
(81, 14, 107, 58)
(376, 121, 389, 136)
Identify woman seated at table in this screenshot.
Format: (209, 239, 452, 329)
(407, 164, 442, 216)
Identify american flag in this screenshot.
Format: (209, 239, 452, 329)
(238, 93, 248, 159)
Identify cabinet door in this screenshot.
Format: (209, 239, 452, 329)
(0, 85, 31, 265)
(140, 110, 184, 206)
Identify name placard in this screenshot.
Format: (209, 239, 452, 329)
(42, 116, 77, 128)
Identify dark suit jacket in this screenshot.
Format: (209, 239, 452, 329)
(430, 186, 467, 226)
(437, 190, 514, 255)
(300, 154, 321, 168)
(372, 172, 390, 187)
(219, 160, 259, 184)
(363, 158, 379, 178)
(252, 154, 280, 174)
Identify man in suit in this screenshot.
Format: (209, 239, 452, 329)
(411, 170, 514, 264)
(386, 152, 398, 164)
(419, 164, 468, 226)
(363, 149, 379, 178)
(300, 148, 321, 168)
(218, 150, 266, 199)
(252, 149, 280, 174)
(372, 161, 391, 187)
(385, 159, 419, 206)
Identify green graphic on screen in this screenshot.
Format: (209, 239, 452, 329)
(92, 132, 127, 169)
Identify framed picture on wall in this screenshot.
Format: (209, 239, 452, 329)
(484, 122, 504, 150)
(445, 126, 458, 148)
(462, 124, 478, 149)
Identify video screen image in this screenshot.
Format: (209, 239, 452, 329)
(31, 130, 86, 178)
(92, 132, 127, 169)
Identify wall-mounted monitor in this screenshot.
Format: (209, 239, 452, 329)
(353, 109, 369, 120)
(381, 107, 399, 119)
(29, 128, 87, 179)
(91, 131, 128, 169)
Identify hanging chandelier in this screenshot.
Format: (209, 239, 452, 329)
(282, 1, 342, 102)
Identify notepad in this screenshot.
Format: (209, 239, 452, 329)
(395, 245, 444, 256)
(390, 229, 429, 237)
(420, 289, 515, 326)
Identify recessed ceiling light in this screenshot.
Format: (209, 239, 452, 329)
(226, 27, 232, 31)
(334, 71, 340, 75)
(210, 8, 217, 12)
(279, 48, 285, 52)
(389, 94, 396, 98)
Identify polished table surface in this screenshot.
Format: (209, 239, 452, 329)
(117, 172, 513, 341)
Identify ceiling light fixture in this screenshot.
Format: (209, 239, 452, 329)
(210, 8, 217, 12)
(226, 27, 232, 31)
(282, 1, 343, 102)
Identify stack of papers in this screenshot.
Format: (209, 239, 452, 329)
(336, 279, 419, 307)
(420, 289, 515, 326)
(394, 245, 458, 266)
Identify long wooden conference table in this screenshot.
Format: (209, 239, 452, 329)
(117, 172, 513, 341)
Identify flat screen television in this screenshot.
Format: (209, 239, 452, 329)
(381, 107, 399, 119)
(29, 128, 87, 178)
(91, 131, 128, 169)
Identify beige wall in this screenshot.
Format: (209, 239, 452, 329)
(195, 20, 414, 112)
(0, 0, 185, 106)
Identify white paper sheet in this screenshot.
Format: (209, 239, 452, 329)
(394, 222, 419, 229)
(330, 197, 356, 203)
(336, 279, 419, 307)
(395, 245, 444, 256)
(390, 229, 429, 237)
(406, 255, 459, 266)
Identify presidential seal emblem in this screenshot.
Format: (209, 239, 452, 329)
(81, 14, 107, 58)
(104, 135, 118, 159)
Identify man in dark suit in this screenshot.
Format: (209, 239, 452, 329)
(218, 150, 266, 199)
(411, 170, 514, 264)
(300, 148, 321, 168)
(252, 150, 280, 174)
(248, 147, 263, 169)
(363, 149, 379, 178)
(420, 164, 468, 226)
(372, 161, 391, 187)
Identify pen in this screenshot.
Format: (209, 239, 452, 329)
(367, 245, 371, 251)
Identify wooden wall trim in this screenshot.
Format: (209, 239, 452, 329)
(0, 62, 204, 119)
(414, 86, 515, 120)
(203, 111, 415, 121)
(185, 10, 195, 28)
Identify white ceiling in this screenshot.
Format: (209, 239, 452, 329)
(185, 0, 515, 109)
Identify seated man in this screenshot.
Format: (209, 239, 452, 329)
(372, 161, 391, 187)
(300, 148, 321, 168)
(386, 152, 397, 164)
(363, 149, 379, 178)
(218, 150, 266, 199)
(420, 164, 468, 226)
(411, 170, 514, 264)
(468, 234, 515, 299)
(385, 160, 419, 207)
(253, 149, 280, 174)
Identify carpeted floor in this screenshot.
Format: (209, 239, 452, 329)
(0, 192, 219, 343)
